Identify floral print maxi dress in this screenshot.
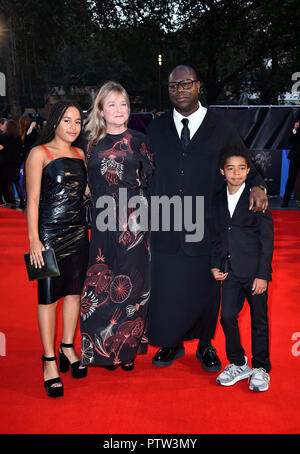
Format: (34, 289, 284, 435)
(80, 129, 154, 366)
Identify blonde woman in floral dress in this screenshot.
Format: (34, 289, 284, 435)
(80, 82, 153, 371)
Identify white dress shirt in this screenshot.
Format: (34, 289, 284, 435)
(227, 183, 245, 218)
(173, 102, 207, 140)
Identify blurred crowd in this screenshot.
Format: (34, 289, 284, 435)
(0, 115, 42, 209)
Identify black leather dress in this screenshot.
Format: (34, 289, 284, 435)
(37, 152, 89, 305)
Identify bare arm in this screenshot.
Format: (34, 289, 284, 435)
(85, 185, 91, 197)
(25, 147, 46, 268)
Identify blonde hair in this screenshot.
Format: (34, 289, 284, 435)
(85, 81, 130, 146)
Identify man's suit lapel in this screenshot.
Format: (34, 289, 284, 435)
(222, 188, 231, 222)
(164, 108, 217, 153)
(165, 111, 181, 148)
(230, 186, 249, 221)
(189, 109, 216, 149)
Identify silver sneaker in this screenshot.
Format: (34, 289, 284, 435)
(249, 368, 270, 392)
(216, 361, 252, 386)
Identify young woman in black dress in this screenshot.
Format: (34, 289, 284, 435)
(80, 82, 153, 371)
(25, 101, 89, 398)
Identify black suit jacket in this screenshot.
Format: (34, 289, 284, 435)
(148, 108, 266, 256)
(288, 130, 300, 164)
(211, 185, 273, 281)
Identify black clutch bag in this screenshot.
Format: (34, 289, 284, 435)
(24, 248, 60, 281)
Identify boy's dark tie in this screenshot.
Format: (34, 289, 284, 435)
(181, 118, 190, 150)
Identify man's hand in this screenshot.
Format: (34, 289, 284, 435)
(211, 268, 228, 281)
(249, 186, 268, 213)
(252, 278, 267, 295)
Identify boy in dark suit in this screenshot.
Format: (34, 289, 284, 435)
(211, 145, 274, 391)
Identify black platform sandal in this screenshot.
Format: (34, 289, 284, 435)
(58, 342, 87, 379)
(42, 355, 64, 398)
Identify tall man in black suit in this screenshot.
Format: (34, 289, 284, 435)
(147, 65, 268, 371)
(0, 118, 8, 203)
(281, 112, 300, 207)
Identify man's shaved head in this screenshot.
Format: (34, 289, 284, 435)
(168, 65, 198, 81)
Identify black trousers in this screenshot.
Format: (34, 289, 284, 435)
(283, 159, 300, 204)
(148, 250, 220, 348)
(220, 271, 271, 372)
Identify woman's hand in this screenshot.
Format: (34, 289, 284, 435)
(29, 239, 45, 268)
(27, 121, 37, 135)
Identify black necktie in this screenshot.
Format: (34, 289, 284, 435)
(181, 118, 190, 150)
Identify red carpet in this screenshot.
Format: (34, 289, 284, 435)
(0, 206, 300, 434)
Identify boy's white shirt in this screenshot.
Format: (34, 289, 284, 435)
(227, 182, 246, 218)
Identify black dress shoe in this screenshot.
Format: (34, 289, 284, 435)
(19, 200, 26, 211)
(103, 364, 118, 371)
(281, 201, 289, 208)
(196, 344, 221, 372)
(121, 360, 135, 371)
(152, 344, 185, 367)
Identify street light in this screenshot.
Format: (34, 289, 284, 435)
(0, 72, 5, 97)
(0, 24, 7, 97)
(158, 53, 163, 111)
(0, 23, 8, 39)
